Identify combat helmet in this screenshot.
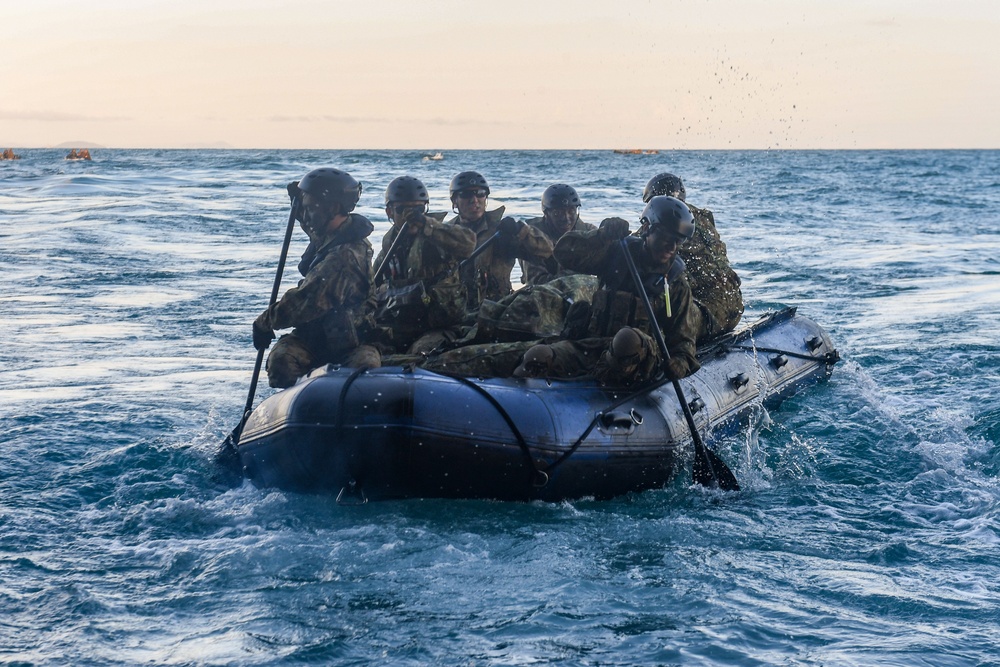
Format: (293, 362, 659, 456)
(640, 196, 695, 242)
(642, 173, 686, 203)
(385, 176, 430, 205)
(449, 171, 490, 197)
(541, 184, 581, 210)
(297, 167, 363, 213)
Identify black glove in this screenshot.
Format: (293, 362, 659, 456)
(664, 357, 689, 381)
(286, 181, 300, 201)
(402, 209, 426, 230)
(598, 217, 631, 240)
(498, 216, 525, 237)
(252, 311, 275, 351)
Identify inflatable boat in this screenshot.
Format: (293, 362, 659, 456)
(233, 307, 839, 502)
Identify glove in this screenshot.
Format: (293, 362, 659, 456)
(498, 216, 525, 237)
(286, 181, 300, 201)
(252, 310, 275, 351)
(402, 209, 427, 231)
(664, 356, 689, 381)
(598, 217, 631, 240)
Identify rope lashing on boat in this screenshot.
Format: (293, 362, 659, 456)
(438, 372, 550, 489)
(543, 377, 674, 477)
(727, 344, 841, 365)
(545, 339, 839, 475)
(333, 366, 371, 503)
(334, 365, 370, 430)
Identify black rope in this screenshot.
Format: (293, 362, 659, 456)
(334, 366, 370, 432)
(543, 376, 673, 476)
(727, 344, 840, 364)
(431, 371, 546, 487)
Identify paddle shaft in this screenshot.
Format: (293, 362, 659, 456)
(449, 230, 503, 312)
(234, 199, 301, 439)
(616, 236, 737, 490)
(373, 219, 411, 285)
(376, 219, 499, 286)
(459, 230, 502, 272)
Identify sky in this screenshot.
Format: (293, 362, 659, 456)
(2, 0, 998, 149)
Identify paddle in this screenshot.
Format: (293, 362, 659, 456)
(216, 197, 301, 466)
(617, 236, 740, 491)
(459, 229, 502, 272)
(373, 219, 411, 284)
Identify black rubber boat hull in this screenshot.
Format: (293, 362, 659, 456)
(237, 307, 838, 501)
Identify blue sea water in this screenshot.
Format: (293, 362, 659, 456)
(1, 148, 999, 666)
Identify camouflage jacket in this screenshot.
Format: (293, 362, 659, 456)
(373, 212, 476, 343)
(680, 203, 743, 333)
(519, 215, 597, 285)
(265, 213, 376, 356)
(448, 206, 554, 309)
(554, 228, 700, 378)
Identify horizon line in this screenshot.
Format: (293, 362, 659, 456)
(3, 145, 999, 152)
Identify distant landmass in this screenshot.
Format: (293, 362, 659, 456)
(43, 141, 234, 149)
(53, 141, 106, 149)
(187, 141, 235, 149)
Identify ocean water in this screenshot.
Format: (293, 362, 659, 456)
(1, 149, 998, 666)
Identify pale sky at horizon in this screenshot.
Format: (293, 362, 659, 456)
(2, 0, 998, 150)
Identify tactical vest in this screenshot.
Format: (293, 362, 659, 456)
(587, 236, 685, 339)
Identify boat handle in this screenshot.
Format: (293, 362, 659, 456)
(771, 354, 789, 369)
(807, 336, 824, 351)
(729, 372, 750, 390)
(600, 410, 635, 428)
(688, 397, 706, 414)
(336, 479, 368, 506)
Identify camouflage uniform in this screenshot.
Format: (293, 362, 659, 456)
(421, 340, 541, 378)
(681, 203, 743, 338)
(544, 227, 701, 384)
(420, 229, 700, 384)
(519, 215, 597, 285)
(373, 212, 476, 354)
(474, 273, 598, 343)
(257, 213, 380, 388)
(449, 206, 554, 311)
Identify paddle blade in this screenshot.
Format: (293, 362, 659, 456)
(693, 446, 740, 491)
(214, 423, 243, 469)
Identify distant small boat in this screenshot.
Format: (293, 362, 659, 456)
(422, 151, 444, 161)
(66, 149, 92, 161)
(1, 148, 20, 160)
(613, 149, 658, 155)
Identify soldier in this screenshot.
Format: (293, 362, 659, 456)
(517, 196, 701, 386)
(374, 176, 476, 355)
(252, 168, 381, 388)
(643, 172, 743, 340)
(473, 183, 600, 344)
(447, 171, 553, 312)
(519, 183, 597, 285)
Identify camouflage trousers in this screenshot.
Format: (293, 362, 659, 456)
(420, 340, 541, 378)
(543, 332, 661, 387)
(417, 328, 664, 386)
(266, 332, 381, 388)
(474, 274, 598, 343)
